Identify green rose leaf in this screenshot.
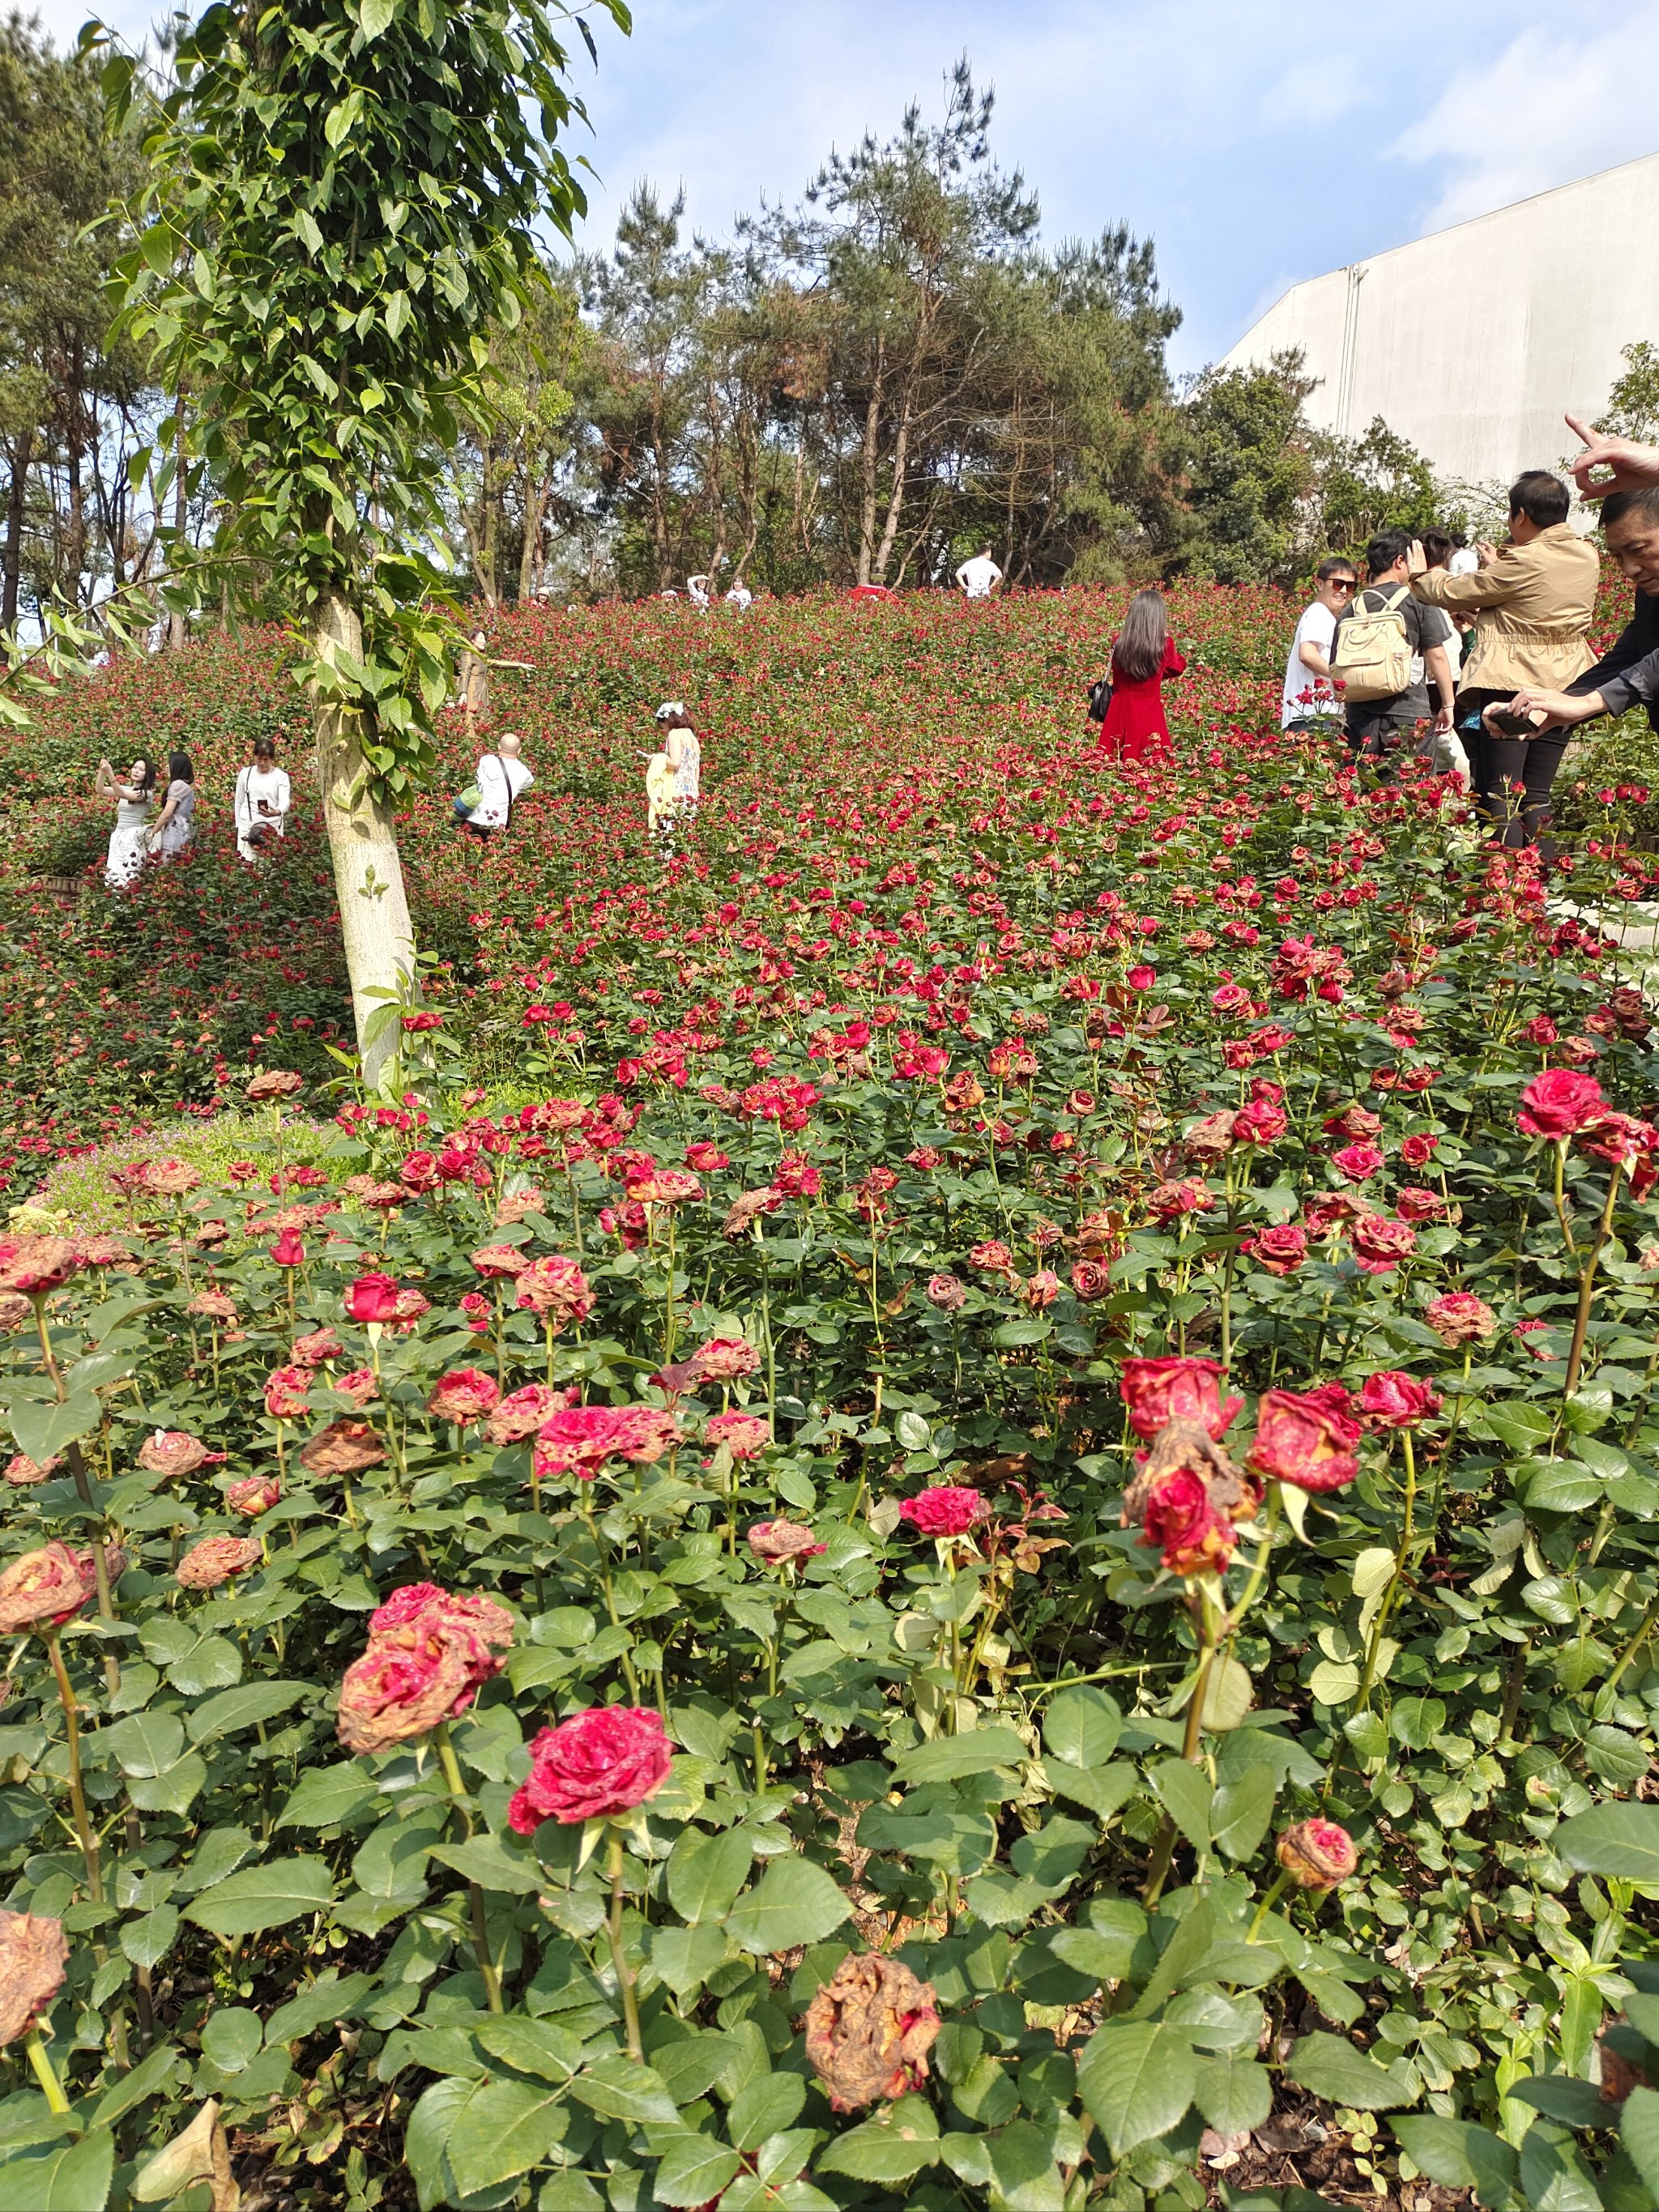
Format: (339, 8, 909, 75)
(183, 1855, 335, 1938)
(1286, 2032, 1414, 2110)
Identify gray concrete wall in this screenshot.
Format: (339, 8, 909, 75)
(1219, 152, 1659, 494)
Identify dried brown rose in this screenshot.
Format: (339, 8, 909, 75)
(0, 1294, 28, 1334)
(0, 1236, 83, 1297)
(175, 1536, 264, 1591)
(246, 1069, 305, 1102)
(0, 1911, 67, 2044)
(747, 1519, 826, 1563)
(4, 1452, 58, 1486)
(336, 1633, 478, 1754)
(299, 1420, 386, 1477)
(137, 1430, 211, 1479)
(804, 1952, 940, 2111)
(1275, 1818, 1358, 1890)
(186, 1289, 239, 1321)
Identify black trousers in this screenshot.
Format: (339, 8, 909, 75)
(1457, 688, 1570, 850)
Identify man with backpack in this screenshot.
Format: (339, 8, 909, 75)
(1329, 530, 1456, 768)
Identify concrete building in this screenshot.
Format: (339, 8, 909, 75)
(1220, 151, 1659, 496)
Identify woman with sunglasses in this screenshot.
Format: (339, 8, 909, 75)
(1280, 559, 1358, 731)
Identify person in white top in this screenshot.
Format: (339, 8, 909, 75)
(724, 576, 753, 612)
(686, 573, 711, 608)
(234, 735, 292, 861)
(1280, 556, 1358, 729)
(466, 730, 533, 842)
(96, 754, 156, 888)
(954, 547, 1003, 599)
(654, 702, 701, 843)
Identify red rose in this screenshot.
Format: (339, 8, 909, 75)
(1350, 1214, 1416, 1275)
(1243, 1225, 1307, 1276)
(264, 1365, 312, 1420)
(1234, 1098, 1287, 1144)
(1137, 1464, 1236, 1578)
(344, 1273, 401, 1323)
(427, 1369, 501, 1425)
(1331, 1142, 1384, 1183)
(533, 1404, 680, 1482)
(1249, 1387, 1362, 1493)
(899, 1485, 987, 1537)
(1358, 1370, 1442, 1429)
(1120, 1356, 1243, 1443)
(1517, 1068, 1606, 1140)
(507, 1706, 672, 1831)
(1394, 1187, 1445, 1222)
(270, 1229, 305, 1268)
(1399, 1133, 1439, 1167)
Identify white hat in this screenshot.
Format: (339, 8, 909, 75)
(654, 701, 686, 722)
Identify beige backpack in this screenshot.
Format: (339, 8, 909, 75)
(1329, 585, 1414, 703)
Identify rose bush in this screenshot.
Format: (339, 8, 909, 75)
(0, 585, 1653, 2206)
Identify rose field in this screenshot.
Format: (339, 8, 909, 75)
(0, 584, 1658, 2211)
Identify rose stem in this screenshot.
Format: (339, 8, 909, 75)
(23, 2027, 69, 2113)
(432, 1723, 505, 2014)
(43, 1633, 101, 1903)
(1143, 1592, 1218, 1905)
(1563, 1166, 1623, 1396)
(1246, 1868, 1292, 1944)
(605, 1828, 645, 2062)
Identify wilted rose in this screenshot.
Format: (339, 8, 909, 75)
(691, 1336, 760, 1381)
(0, 1912, 67, 2044)
(925, 1273, 967, 1311)
(264, 1366, 312, 1420)
(139, 1158, 201, 1197)
(299, 1420, 386, 1477)
(1276, 1818, 1357, 1890)
(427, 1370, 501, 1425)
(0, 1544, 88, 1632)
(0, 1236, 82, 1298)
(186, 1289, 238, 1321)
(175, 1536, 263, 1591)
(137, 1430, 211, 1479)
(1069, 1260, 1111, 1302)
(804, 1953, 940, 2111)
(1424, 1292, 1496, 1346)
(1358, 1371, 1442, 1429)
(246, 1068, 304, 1102)
(705, 1412, 770, 1460)
(514, 1255, 595, 1324)
(534, 1404, 680, 1481)
(485, 1383, 574, 1446)
(1243, 1224, 1307, 1276)
(291, 1326, 344, 1367)
(1249, 1387, 1362, 1492)
(1349, 1214, 1416, 1275)
(226, 1476, 282, 1517)
(507, 1706, 672, 1832)
(748, 1519, 826, 1563)
(1120, 1357, 1243, 1443)
(4, 1453, 58, 1486)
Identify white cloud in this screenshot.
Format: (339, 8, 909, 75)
(1390, 8, 1659, 234)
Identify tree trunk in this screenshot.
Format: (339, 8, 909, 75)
(518, 473, 548, 602)
(3, 428, 32, 629)
(168, 392, 188, 650)
(313, 591, 419, 1091)
(856, 339, 885, 586)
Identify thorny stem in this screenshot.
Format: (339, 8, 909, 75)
(433, 1724, 504, 2014)
(1143, 1588, 1221, 1907)
(607, 1828, 644, 2063)
(1552, 1140, 1578, 1257)
(44, 1633, 100, 1903)
(1563, 1166, 1623, 1397)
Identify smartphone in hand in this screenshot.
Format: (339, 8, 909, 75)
(1486, 707, 1538, 737)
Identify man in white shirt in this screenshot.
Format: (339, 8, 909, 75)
(467, 730, 533, 842)
(1281, 557, 1358, 729)
(724, 576, 753, 612)
(954, 547, 1002, 600)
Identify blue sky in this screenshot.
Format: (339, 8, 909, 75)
(38, 0, 1659, 375)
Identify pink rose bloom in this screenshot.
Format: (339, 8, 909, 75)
(534, 1404, 681, 1481)
(705, 1412, 770, 1460)
(343, 1274, 401, 1323)
(692, 1336, 761, 1382)
(1517, 1069, 1606, 1140)
(508, 1707, 672, 1832)
(1349, 1214, 1416, 1275)
(926, 1273, 967, 1311)
(427, 1369, 501, 1425)
(899, 1485, 987, 1537)
(1331, 1143, 1384, 1183)
(514, 1255, 595, 1325)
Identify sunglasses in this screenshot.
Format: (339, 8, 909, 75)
(1328, 578, 1358, 593)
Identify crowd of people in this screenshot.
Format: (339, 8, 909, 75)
(96, 737, 290, 889)
(1276, 411, 1659, 850)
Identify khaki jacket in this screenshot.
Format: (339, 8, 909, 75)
(1410, 523, 1599, 696)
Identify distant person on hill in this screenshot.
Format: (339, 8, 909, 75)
(234, 735, 292, 861)
(687, 573, 712, 609)
(1095, 589, 1185, 762)
(1329, 530, 1455, 769)
(724, 575, 753, 612)
(96, 753, 156, 888)
(462, 730, 532, 844)
(1281, 556, 1358, 731)
(1407, 470, 1597, 823)
(150, 751, 197, 863)
(954, 546, 1002, 600)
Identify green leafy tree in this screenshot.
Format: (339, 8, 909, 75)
(100, 0, 628, 1083)
(1597, 339, 1659, 443)
(1171, 351, 1316, 583)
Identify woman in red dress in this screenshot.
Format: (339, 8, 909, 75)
(1094, 589, 1185, 761)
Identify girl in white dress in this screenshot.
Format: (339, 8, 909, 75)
(150, 751, 197, 863)
(234, 736, 291, 859)
(96, 755, 156, 888)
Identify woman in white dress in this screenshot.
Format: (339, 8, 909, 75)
(234, 736, 291, 860)
(655, 701, 702, 838)
(150, 751, 197, 863)
(96, 755, 156, 888)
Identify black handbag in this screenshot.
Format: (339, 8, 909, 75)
(1086, 676, 1114, 722)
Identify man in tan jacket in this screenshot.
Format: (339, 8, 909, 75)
(1406, 470, 1597, 837)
